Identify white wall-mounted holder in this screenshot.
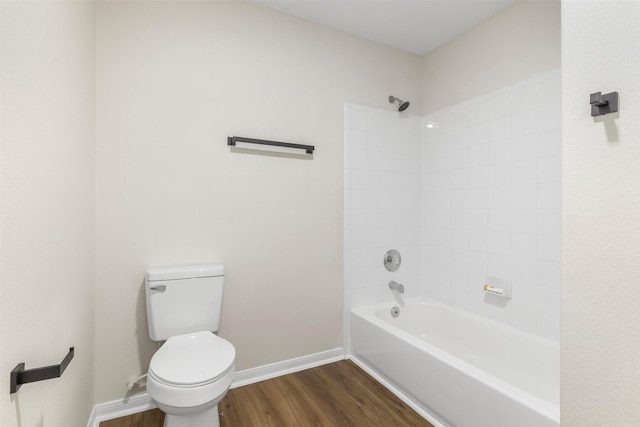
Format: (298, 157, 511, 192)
(483, 277, 512, 299)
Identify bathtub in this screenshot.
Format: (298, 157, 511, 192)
(350, 299, 559, 427)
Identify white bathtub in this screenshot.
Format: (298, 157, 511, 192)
(350, 299, 559, 427)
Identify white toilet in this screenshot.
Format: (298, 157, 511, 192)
(145, 264, 235, 427)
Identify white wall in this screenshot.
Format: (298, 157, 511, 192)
(0, 1, 96, 425)
(562, 1, 640, 425)
(421, 0, 560, 114)
(95, 1, 421, 403)
(422, 69, 561, 340)
(343, 104, 422, 348)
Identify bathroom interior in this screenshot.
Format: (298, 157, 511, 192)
(1, 0, 639, 426)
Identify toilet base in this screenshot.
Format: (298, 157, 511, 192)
(163, 404, 220, 427)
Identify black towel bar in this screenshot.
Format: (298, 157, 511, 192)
(228, 136, 314, 154)
(10, 347, 74, 394)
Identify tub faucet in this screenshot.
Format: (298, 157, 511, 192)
(389, 280, 404, 293)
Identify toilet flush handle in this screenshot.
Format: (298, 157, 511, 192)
(150, 285, 166, 292)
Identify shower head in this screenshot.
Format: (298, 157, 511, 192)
(389, 96, 410, 112)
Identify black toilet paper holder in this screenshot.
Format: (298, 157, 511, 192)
(10, 347, 74, 394)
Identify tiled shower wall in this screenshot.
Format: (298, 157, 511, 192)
(422, 69, 561, 341)
(343, 103, 422, 315)
(344, 69, 560, 343)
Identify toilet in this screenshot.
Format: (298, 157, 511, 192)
(145, 264, 235, 427)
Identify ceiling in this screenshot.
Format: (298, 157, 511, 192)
(249, 0, 517, 56)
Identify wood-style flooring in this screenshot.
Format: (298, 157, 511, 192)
(100, 360, 433, 427)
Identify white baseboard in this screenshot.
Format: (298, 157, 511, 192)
(231, 347, 344, 388)
(87, 347, 345, 427)
(86, 392, 157, 427)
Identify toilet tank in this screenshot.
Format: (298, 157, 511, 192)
(145, 264, 225, 341)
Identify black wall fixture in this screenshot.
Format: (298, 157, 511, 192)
(10, 347, 74, 394)
(228, 136, 314, 154)
(590, 91, 619, 116)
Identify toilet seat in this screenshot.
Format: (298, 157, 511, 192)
(149, 331, 235, 388)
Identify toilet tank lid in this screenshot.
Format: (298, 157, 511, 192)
(145, 264, 224, 281)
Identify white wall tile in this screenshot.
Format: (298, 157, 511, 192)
(345, 288, 371, 308)
(489, 116, 511, 141)
(451, 269, 470, 292)
(366, 150, 383, 171)
(347, 70, 560, 342)
(511, 184, 537, 209)
(467, 122, 490, 146)
(512, 159, 538, 185)
(452, 189, 470, 209)
(489, 186, 511, 209)
(436, 170, 452, 191)
(349, 169, 368, 189)
(469, 165, 489, 188)
(468, 230, 488, 252)
(537, 234, 561, 262)
(538, 101, 561, 131)
(512, 108, 538, 137)
(537, 182, 561, 209)
(469, 188, 489, 209)
(489, 209, 511, 232)
(537, 260, 561, 289)
(489, 164, 511, 187)
(452, 248, 470, 268)
(468, 209, 489, 231)
(538, 156, 561, 183)
(488, 231, 510, 255)
(346, 267, 367, 290)
(468, 143, 490, 167)
(346, 128, 367, 150)
(344, 105, 422, 312)
(537, 208, 561, 236)
(511, 233, 537, 258)
(512, 133, 538, 161)
(452, 168, 470, 189)
(511, 208, 537, 233)
(537, 287, 561, 315)
(346, 105, 368, 130)
(451, 209, 470, 231)
(418, 71, 559, 340)
(512, 281, 538, 310)
(468, 251, 488, 273)
(537, 312, 560, 342)
(348, 148, 368, 170)
(538, 128, 561, 158)
(489, 139, 511, 164)
(511, 256, 537, 284)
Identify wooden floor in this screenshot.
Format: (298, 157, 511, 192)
(100, 360, 433, 427)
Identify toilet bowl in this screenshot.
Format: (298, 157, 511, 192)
(147, 331, 235, 427)
(144, 265, 236, 427)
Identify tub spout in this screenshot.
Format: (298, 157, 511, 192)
(389, 280, 404, 293)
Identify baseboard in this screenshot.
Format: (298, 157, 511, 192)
(87, 347, 345, 426)
(348, 355, 447, 427)
(86, 392, 157, 427)
(231, 347, 345, 388)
